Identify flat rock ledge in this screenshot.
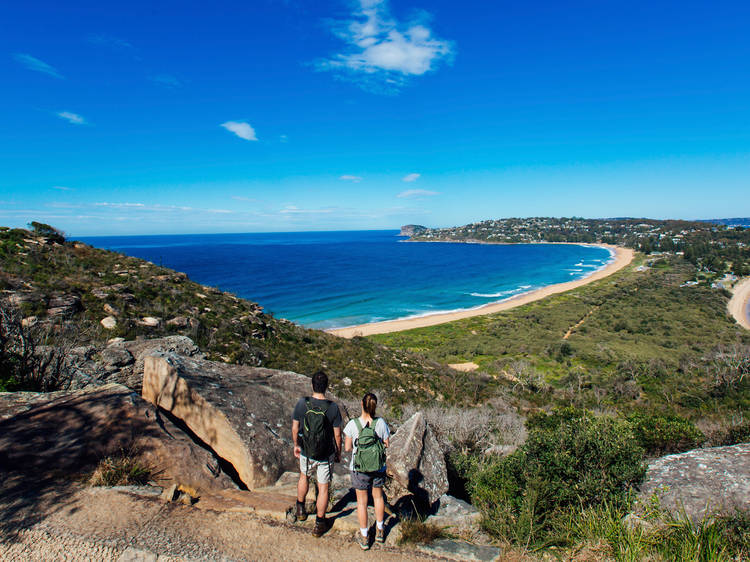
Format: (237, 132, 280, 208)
(143, 352, 343, 490)
(638, 442, 750, 522)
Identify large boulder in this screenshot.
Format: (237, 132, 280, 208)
(142, 352, 346, 490)
(638, 443, 750, 522)
(0, 383, 235, 494)
(386, 411, 448, 508)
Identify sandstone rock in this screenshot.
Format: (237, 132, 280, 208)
(108, 337, 125, 345)
(142, 352, 346, 489)
(386, 412, 449, 508)
(47, 294, 82, 316)
(21, 316, 37, 328)
(139, 317, 160, 327)
(103, 303, 119, 316)
(637, 443, 750, 522)
(8, 292, 41, 307)
(167, 316, 189, 328)
(99, 346, 134, 371)
(0, 383, 235, 493)
(426, 494, 481, 531)
(101, 316, 117, 329)
(91, 288, 110, 299)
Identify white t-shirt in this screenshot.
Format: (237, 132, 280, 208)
(343, 416, 390, 472)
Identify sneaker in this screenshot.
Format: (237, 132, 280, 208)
(295, 501, 307, 522)
(375, 526, 385, 543)
(356, 532, 370, 550)
(312, 518, 329, 538)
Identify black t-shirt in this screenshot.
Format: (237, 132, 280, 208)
(292, 397, 342, 457)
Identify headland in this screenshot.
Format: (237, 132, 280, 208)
(329, 244, 634, 337)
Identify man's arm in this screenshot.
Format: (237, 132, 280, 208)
(333, 426, 342, 462)
(292, 419, 301, 458)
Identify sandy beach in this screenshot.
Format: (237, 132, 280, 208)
(329, 244, 635, 338)
(728, 277, 750, 330)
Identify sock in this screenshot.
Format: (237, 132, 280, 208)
(360, 527, 368, 537)
(317, 515, 325, 523)
(376, 520, 384, 530)
(296, 500, 305, 507)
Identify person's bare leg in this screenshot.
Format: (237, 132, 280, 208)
(355, 489, 369, 529)
(316, 482, 329, 518)
(297, 472, 308, 503)
(372, 487, 385, 523)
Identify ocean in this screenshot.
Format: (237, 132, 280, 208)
(78, 230, 613, 330)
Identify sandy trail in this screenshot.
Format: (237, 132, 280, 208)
(329, 245, 634, 338)
(728, 277, 750, 330)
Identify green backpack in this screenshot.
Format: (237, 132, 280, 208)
(353, 418, 386, 473)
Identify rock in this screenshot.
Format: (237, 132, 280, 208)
(21, 316, 37, 328)
(139, 317, 160, 327)
(47, 294, 82, 316)
(426, 494, 481, 531)
(416, 539, 501, 561)
(103, 303, 119, 316)
(166, 316, 189, 328)
(342, 377, 352, 387)
(637, 443, 750, 522)
(386, 412, 449, 508)
(98, 346, 134, 370)
(8, 292, 41, 307)
(91, 288, 109, 299)
(0, 383, 236, 494)
(100, 316, 117, 329)
(142, 352, 346, 489)
(108, 337, 125, 345)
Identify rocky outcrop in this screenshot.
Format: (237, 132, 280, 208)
(47, 294, 82, 317)
(426, 494, 481, 531)
(399, 224, 427, 237)
(0, 383, 235, 494)
(386, 412, 448, 507)
(142, 352, 345, 490)
(638, 443, 750, 522)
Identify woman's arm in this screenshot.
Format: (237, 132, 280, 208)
(344, 435, 353, 452)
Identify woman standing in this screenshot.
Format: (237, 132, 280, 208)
(343, 392, 390, 550)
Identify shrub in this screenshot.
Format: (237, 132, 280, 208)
(89, 450, 151, 486)
(467, 408, 646, 546)
(626, 412, 705, 456)
(397, 518, 447, 545)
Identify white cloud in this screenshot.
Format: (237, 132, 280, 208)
(402, 173, 420, 182)
(339, 175, 363, 182)
(317, 0, 454, 90)
(52, 186, 74, 191)
(280, 205, 334, 215)
(220, 121, 258, 141)
(57, 111, 86, 125)
(279, 134, 288, 143)
(94, 202, 145, 208)
(14, 53, 63, 78)
(397, 189, 438, 198)
(232, 196, 260, 202)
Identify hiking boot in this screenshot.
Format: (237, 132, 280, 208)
(312, 517, 329, 538)
(375, 526, 385, 543)
(295, 501, 307, 522)
(356, 532, 370, 550)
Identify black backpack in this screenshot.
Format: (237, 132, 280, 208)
(301, 398, 334, 461)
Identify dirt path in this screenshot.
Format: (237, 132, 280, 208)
(563, 306, 599, 339)
(728, 277, 750, 330)
(0, 480, 438, 562)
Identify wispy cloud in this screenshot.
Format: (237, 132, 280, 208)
(52, 186, 74, 191)
(402, 173, 420, 182)
(57, 111, 86, 125)
(94, 202, 146, 208)
(397, 189, 438, 199)
(316, 0, 454, 91)
(280, 205, 335, 215)
(232, 196, 260, 202)
(221, 121, 258, 141)
(87, 33, 133, 50)
(339, 175, 363, 182)
(13, 53, 63, 78)
(151, 74, 182, 87)
(280, 134, 289, 143)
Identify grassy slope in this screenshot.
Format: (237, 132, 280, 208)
(372, 255, 750, 417)
(0, 227, 487, 403)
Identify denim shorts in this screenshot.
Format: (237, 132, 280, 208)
(350, 469, 386, 490)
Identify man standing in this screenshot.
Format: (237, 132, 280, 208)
(291, 370, 342, 537)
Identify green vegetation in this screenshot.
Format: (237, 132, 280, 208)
(0, 226, 485, 402)
(397, 518, 448, 545)
(88, 449, 151, 486)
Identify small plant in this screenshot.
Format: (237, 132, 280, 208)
(397, 518, 447, 545)
(89, 449, 151, 487)
(626, 412, 705, 456)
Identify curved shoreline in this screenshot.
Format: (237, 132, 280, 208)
(328, 244, 635, 338)
(728, 277, 750, 330)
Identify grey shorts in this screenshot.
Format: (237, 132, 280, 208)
(300, 454, 334, 484)
(350, 470, 386, 490)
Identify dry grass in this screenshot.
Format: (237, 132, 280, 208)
(89, 449, 151, 487)
(397, 518, 448, 545)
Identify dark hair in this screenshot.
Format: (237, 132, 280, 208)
(312, 370, 328, 394)
(362, 393, 377, 417)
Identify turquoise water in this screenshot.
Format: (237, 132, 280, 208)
(79, 230, 613, 329)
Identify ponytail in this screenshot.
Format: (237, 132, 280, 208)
(362, 392, 377, 417)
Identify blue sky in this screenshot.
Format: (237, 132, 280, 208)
(2, 0, 749, 235)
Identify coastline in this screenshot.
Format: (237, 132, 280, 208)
(728, 277, 750, 330)
(328, 244, 635, 338)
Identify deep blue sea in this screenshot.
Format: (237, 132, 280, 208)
(78, 230, 613, 330)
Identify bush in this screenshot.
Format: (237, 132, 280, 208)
(89, 450, 151, 486)
(397, 518, 447, 545)
(467, 408, 646, 546)
(626, 412, 705, 456)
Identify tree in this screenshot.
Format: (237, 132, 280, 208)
(28, 222, 65, 243)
